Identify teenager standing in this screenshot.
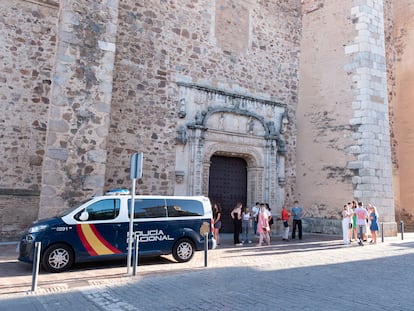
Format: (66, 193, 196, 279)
(231, 202, 243, 246)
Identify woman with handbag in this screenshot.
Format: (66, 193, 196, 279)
(257, 204, 271, 246)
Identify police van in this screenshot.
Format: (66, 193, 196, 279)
(18, 190, 216, 272)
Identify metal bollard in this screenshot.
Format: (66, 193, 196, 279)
(381, 222, 384, 243)
(31, 242, 41, 292)
(132, 234, 139, 276)
(204, 233, 208, 267)
(401, 221, 404, 240)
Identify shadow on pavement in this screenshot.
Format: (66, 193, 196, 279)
(0, 233, 341, 296)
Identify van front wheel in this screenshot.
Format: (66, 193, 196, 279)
(172, 238, 195, 262)
(42, 243, 74, 273)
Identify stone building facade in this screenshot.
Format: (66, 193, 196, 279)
(389, 0, 414, 230)
(1, 0, 411, 239)
(298, 0, 395, 234)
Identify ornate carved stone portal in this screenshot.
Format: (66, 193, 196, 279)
(174, 82, 288, 211)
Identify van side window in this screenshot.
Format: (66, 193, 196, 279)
(76, 199, 120, 221)
(128, 199, 166, 218)
(166, 199, 204, 217)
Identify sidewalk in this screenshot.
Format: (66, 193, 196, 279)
(1, 232, 414, 310)
(0, 232, 406, 296)
(0, 233, 338, 296)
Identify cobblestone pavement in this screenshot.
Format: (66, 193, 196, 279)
(1, 233, 414, 310)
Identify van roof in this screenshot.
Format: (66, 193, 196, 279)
(103, 190, 209, 201)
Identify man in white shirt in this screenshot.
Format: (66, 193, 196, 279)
(252, 202, 260, 235)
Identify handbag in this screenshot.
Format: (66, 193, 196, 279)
(283, 221, 289, 228)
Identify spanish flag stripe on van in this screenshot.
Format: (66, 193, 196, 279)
(89, 224, 122, 254)
(77, 224, 121, 256)
(76, 224, 98, 256)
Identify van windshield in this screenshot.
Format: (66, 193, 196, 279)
(58, 198, 93, 217)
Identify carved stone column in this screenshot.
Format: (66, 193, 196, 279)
(38, 0, 119, 218)
(187, 124, 207, 196)
(346, 0, 396, 235)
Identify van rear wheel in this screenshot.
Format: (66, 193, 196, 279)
(42, 243, 74, 273)
(172, 238, 195, 262)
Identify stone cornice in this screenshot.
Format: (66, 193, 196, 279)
(23, 0, 59, 9)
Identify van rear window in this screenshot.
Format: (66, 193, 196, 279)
(127, 198, 204, 218)
(166, 199, 204, 217)
(128, 198, 167, 218)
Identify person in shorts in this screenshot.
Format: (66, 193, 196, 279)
(212, 203, 222, 245)
(355, 201, 369, 246)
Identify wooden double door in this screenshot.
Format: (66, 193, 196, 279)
(208, 155, 247, 233)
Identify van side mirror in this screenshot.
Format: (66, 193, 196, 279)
(79, 211, 89, 221)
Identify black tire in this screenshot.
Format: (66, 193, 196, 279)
(42, 243, 74, 273)
(172, 238, 195, 262)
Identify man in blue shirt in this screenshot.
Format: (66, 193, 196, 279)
(291, 200, 303, 240)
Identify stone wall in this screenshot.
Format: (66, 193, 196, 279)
(297, 0, 357, 216)
(0, 0, 58, 239)
(106, 0, 302, 201)
(297, 0, 396, 235)
(302, 218, 342, 236)
(1, 0, 407, 240)
(37, 0, 120, 218)
(346, 0, 394, 223)
(390, 0, 414, 230)
(0, 190, 40, 241)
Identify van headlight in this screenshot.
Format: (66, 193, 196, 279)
(28, 224, 49, 233)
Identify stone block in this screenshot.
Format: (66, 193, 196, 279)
(347, 161, 363, 169)
(302, 218, 341, 235)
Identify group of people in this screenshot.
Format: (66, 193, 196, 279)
(213, 199, 380, 248)
(341, 200, 379, 246)
(230, 202, 273, 246)
(280, 200, 303, 241)
(211, 200, 304, 247)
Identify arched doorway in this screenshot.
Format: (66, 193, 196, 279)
(208, 155, 247, 233)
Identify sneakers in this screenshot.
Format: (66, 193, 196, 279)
(358, 240, 364, 246)
(235, 243, 243, 246)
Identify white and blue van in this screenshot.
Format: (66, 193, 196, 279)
(18, 190, 216, 272)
